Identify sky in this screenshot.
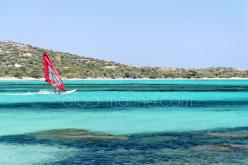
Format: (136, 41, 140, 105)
(0, 0, 248, 68)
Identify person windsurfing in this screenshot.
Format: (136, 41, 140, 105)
(43, 52, 65, 93)
(51, 82, 60, 92)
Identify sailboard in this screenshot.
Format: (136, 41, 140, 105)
(43, 52, 65, 91)
(61, 89, 77, 95)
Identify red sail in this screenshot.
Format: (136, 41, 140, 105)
(43, 52, 65, 91)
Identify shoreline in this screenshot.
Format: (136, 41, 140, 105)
(1, 77, 248, 81)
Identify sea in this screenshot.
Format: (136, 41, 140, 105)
(0, 80, 248, 164)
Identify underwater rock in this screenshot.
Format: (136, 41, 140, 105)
(192, 143, 248, 152)
(28, 129, 128, 141)
(217, 144, 248, 150)
(192, 145, 231, 152)
(137, 135, 178, 144)
(206, 132, 248, 138)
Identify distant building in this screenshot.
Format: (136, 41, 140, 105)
(14, 63, 22, 68)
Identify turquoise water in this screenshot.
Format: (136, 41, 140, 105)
(0, 80, 248, 164)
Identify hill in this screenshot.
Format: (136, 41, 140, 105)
(0, 41, 248, 79)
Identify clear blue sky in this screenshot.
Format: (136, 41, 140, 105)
(0, 0, 247, 68)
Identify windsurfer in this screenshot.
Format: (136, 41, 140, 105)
(51, 82, 60, 91)
(43, 52, 65, 93)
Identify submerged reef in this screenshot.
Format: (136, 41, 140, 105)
(28, 129, 128, 141)
(0, 127, 248, 164)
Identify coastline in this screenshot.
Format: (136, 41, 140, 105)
(1, 77, 248, 81)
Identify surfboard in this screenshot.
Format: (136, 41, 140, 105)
(61, 89, 77, 95)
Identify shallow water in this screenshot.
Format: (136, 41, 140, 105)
(0, 80, 248, 164)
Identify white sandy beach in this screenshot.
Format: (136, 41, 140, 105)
(1, 77, 248, 81)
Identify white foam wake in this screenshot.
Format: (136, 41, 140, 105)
(0, 90, 55, 96)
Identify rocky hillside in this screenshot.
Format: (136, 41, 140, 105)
(0, 41, 248, 79)
(0, 41, 125, 78)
